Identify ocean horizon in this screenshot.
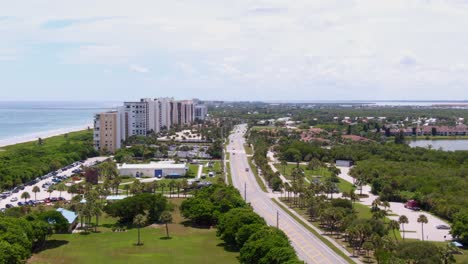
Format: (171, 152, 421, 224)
(0, 101, 116, 147)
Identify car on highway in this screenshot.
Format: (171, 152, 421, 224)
(436, 224, 450, 230)
(10, 197, 18, 202)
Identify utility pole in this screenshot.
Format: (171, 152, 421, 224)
(276, 211, 279, 229)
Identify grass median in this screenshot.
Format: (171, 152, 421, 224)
(247, 157, 267, 192)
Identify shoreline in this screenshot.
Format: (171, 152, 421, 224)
(0, 124, 93, 148)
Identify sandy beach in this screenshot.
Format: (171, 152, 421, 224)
(0, 124, 93, 148)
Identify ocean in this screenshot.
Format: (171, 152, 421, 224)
(0, 101, 116, 146)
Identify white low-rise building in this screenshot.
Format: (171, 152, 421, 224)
(118, 162, 188, 178)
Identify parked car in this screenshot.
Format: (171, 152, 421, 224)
(5, 204, 13, 209)
(436, 224, 450, 230)
(10, 197, 18, 202)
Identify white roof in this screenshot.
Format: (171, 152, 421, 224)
(118, 162, 187, 169)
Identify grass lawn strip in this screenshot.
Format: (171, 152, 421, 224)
(247, 157, 267, 192)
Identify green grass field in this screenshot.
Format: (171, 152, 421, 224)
(29, 199, 238, 264)
(274, 163, 354, 193)
(274, 163, 331, 180)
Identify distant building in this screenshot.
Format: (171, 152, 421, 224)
(93, 98, 207, 153)
(335, 160, 354, 167)
(93, 110, 125, 153)
(194, 104, 208, 120)
(56, 208, 78, 233)
(117, 162, 188, 178)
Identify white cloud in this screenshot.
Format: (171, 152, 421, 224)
(0, 0, 468, 99)
(129, 64, 149, 73)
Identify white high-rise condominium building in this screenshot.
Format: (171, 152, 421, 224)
(93, 109, 126, 153)
(124, 100, 148, 137)
(94, 97, 206, 152)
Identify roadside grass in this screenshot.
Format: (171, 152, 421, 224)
(271, 198, 354, 264)
(247, 157, 267, 192)
(29, 198, 238, 264)
(276, 197, 403, 263)
(226, 163, 233, 185)
(337, 179, 355, 193)
(250, 126, 276, 131)
(243, 144, 253, 155)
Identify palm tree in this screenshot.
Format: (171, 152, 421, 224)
(388, 220, 400, 242)
(168, 180, 176, 198)
(399, 215, 409, 240)
(131, 180, 142, 195)
(68, 184, 78, 198)
(21, 191, 30, 202)
(133, 214, 147, 246)
(159, 211, 173, 238)
(382, 201, 390, 212)
(181, 179, 188, 197)
(417, 214, 428, 241)
(112, 177, 122, 195)
(92, 202, 103, 232)
(32, 186, 40, 201)
(176, 182, 181, 198)
(124, 184, 130, 196)
(56, 183, 66, 198)
(150, 181, 158, 194)
(160, 182, 166, 196)
(280, 159, 288, 175)
(47, 186, 54, 198)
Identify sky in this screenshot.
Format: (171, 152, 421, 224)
(1, 0, 468, 101)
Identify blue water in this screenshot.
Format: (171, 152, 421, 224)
(0, 101, 117, 142)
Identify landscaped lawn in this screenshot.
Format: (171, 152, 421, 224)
(29, 198, 238, 264)
(274, 163, 354, 193)
(274, 163, 331, 180)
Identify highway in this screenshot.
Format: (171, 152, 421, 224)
(227, 124, 348, 264)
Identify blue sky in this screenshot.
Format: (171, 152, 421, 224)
(0, 0, 467, 101)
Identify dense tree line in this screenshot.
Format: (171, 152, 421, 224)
(104, 193, 169, 224)
(180, 184, 302, 263)
(0, 209, 71, 263)
(248, 130, 284, 191)
(211, 103, 468, 126)
(0, 131, 97, 190)
(277, 138, 467, 221)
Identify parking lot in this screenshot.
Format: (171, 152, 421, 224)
(0, 157, 108, 210)
(337, 166, 452, 242)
